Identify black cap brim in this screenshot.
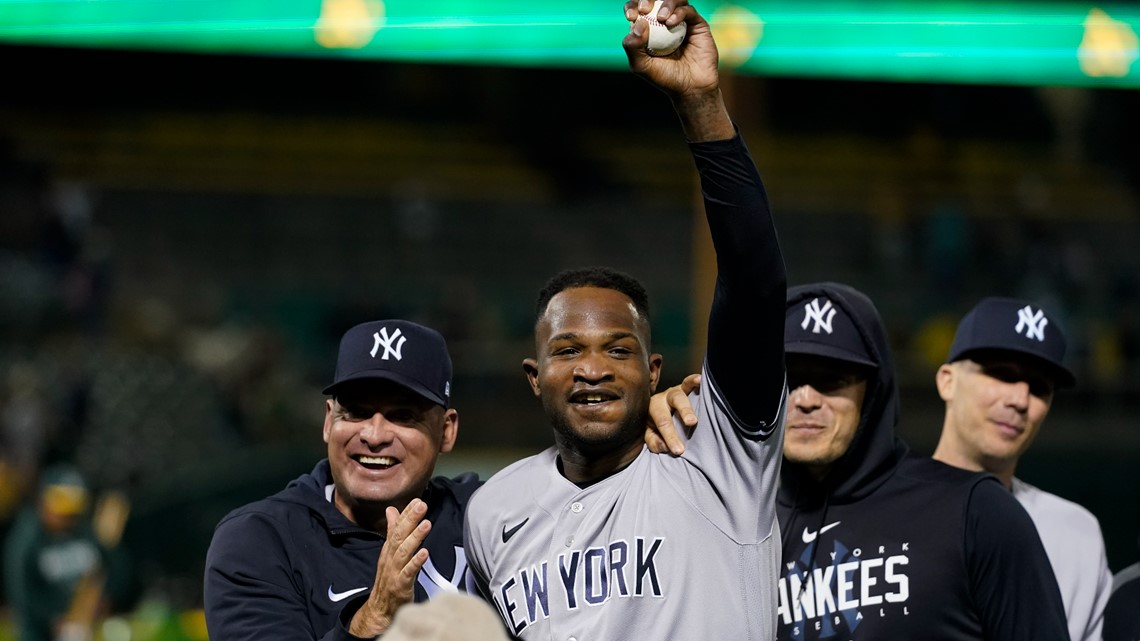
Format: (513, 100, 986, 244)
(323, 371, 448, 406)
(786, 341, 878, 369)
(950, 347, 1076, 389)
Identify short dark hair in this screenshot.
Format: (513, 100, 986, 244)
(535, 266, 651, 329)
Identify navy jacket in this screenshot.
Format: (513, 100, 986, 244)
(204, 460, 482, 641)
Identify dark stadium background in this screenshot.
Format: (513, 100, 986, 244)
(1, 41, 1138, 639)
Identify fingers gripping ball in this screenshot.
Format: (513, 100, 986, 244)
(643, 0, 687, 56)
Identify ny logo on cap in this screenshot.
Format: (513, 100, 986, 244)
(802, 298, 837, 335)
(370, 327, 407, 360)
(1014, 306, 1048, 342)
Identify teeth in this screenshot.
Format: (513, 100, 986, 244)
(585, 394, 604, 403)
(359, 456, 395, 466)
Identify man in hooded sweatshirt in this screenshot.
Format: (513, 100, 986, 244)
(771, 282, 1070, 640)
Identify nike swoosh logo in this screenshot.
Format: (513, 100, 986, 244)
(501, 518, 529, 543)
(327, 586, 369, 602)
(802, 521, 841, 544)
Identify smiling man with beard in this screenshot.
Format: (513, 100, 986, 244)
(462, 2, 787, 638)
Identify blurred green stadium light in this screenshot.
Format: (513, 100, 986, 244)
(1, 0, 1138, 87)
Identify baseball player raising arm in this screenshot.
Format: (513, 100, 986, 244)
(462, 2, 788, 638)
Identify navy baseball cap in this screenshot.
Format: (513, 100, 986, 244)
(947, 297, 1076, 388)
(323, 320, 453, 407)
(785, 295, 876, 369)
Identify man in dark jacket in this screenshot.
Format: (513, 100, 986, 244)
(775, 282, 1070, 640)
(204, 320, 482, 641)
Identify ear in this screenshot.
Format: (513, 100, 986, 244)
(523, 358, 541, 397)
(935, 364, 955, 402)
(438, 408, 459, 454)
(322, 399, 335, 443)
(648, 353, 664, 393)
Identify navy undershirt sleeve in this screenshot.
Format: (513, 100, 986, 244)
(689, 132, 786, 430)
(965, 479, 1071, 641)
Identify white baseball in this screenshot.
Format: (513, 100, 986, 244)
(643, 0, 687, 56)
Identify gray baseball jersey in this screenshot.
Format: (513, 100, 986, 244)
(1012, 478, 1112, 641)
(464, 364, 785, 640)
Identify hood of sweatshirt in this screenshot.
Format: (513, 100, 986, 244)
(778, 282, 908, 509)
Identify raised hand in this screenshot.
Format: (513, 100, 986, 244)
(622, 0, 733, 141)
(347, 499, 432, 637)
(622, 0, 720, 100)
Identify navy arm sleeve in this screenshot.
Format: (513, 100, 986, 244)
(964, 479, 1071, 641)
(690, 132, 786, 430)
(204, 513, 370, 641)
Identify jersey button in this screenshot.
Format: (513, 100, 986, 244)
(565, 536, 574, 547)
(568, 637, 578, 641)
(570, 502, 583, 513)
